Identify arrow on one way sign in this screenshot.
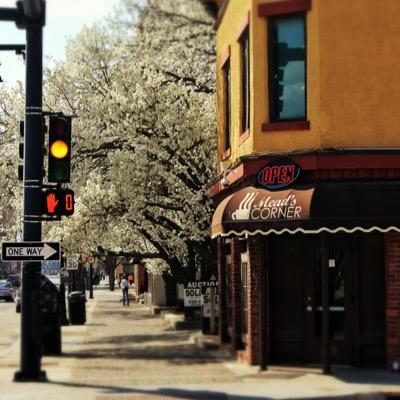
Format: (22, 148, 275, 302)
(1, 242, 60, 261)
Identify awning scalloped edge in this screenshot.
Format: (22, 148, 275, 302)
(211, 225, 400, 239)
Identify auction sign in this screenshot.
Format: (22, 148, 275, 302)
(184, 281, 202, 307)
(202, 287, 219, 318)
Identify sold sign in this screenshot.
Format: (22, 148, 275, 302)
(43, 188, 74, 216)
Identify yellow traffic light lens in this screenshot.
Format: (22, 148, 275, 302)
(50, 140, 68, 159)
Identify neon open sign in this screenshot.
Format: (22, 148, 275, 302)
(257, 159, 301, 190)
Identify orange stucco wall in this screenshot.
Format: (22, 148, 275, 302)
(216, 0, 253, 172)
(318, 0, 400, 147)
(216, 0, 400, 173)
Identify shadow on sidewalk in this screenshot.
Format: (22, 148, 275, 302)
(42, 380, 282, 399)
(332, 366, 400, 386)
(81, 332, 191, 345)
(89, 310, 160, 320)
(59, 342, 231, 364)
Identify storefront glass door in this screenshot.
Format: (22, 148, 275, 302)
(304, 237, 353, 364)
(269, 233, 385, 366)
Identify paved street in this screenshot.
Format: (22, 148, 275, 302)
(0, 287, 399, 400)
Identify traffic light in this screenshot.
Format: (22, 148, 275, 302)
(18, 120, 24, 181)
(43, 188, 74, 216)
(48, 115, 71, 183)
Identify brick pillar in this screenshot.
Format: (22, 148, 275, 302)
(217, 237, 229, 344)
(247, 235, 262, 365)
(231, 237, 243, 350)
(385, 232, 400, 371)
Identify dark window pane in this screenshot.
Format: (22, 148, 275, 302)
(241, 29, 250, 132)
(224, 60, 231, 150)
(269, 15, 306, 121)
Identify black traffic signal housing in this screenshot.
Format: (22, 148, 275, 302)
(48, 115, 72, 183)
(18, 118, 47, 181)
(18, 120, 24, 181)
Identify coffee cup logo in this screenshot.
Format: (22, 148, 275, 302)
(231, 192, 257, 220)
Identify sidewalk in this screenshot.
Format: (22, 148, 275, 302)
(0, 288, 399, 400)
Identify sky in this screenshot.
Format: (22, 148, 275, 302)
(0, 0, 121, 85)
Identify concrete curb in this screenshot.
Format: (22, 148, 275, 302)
(190, 331, 220, 350)
(161, 310, 202, 330)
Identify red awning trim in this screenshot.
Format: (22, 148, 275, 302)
(212, 225, 400, 239)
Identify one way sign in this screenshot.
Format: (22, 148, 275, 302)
(1, 242, 60, 262)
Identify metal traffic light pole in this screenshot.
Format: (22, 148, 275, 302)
(14, 0, 46, 382)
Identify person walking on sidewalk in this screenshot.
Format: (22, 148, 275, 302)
(120, 275, 130, 306)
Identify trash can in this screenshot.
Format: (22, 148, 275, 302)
(40, 275, 62, 355)
(68, 291, 86, 325)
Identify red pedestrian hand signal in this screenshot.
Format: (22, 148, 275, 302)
(46, 193, 59, 213)
(43, 189, 74, 217)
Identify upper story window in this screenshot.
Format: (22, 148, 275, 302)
(240, 28, 250, 133)
(269, 14, 306, 122)
(223, 59, 231, 151)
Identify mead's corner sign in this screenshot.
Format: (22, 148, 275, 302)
(1, 242, 60, 262)
(257, 158, 301, 190)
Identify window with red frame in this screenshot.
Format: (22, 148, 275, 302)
(240, 28, 250, 133)
(268, 13, 306, 122)
(223, 59, 231, 151)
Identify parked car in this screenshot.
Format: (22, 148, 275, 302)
(0, 281, 15, 302)
(7, 274, 21, 288)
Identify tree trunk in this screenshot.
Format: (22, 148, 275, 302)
(107, 254, 115, 291)
(162, 272, 178, 306)
(109, 267, 115, 291)
(187, 240, 197, 280)
(194, 238, 217, 280)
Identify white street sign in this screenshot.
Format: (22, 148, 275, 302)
(1, 242, 60, 261)
(66, 256, 79, 271)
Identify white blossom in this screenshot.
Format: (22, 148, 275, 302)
(1, 0, 217, 282)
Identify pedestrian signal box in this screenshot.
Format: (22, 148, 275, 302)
(43, 189, 74, 216)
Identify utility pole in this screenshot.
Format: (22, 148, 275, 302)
(7, 0, 46, 382)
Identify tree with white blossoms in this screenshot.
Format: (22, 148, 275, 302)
(44, 0, 217, 297)
(0, 84, 24, 241)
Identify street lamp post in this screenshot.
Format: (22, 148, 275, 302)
(14, 1, 46, 381)
(22, 0, 43, 19)
(0, 2, 46, 380)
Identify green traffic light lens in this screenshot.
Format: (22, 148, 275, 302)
(51, 163, 68, 181)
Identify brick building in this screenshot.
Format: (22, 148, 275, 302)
(209, 0, 400, 372)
